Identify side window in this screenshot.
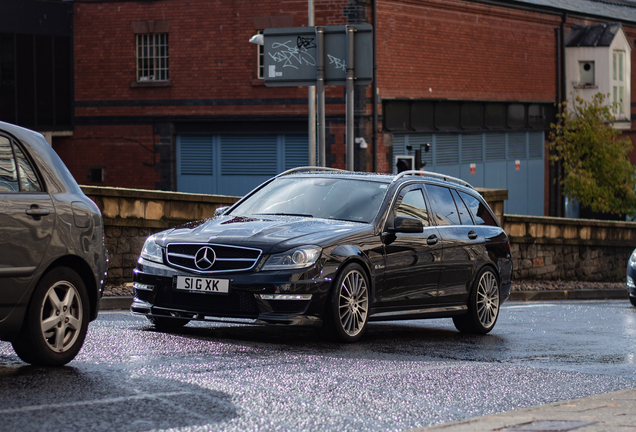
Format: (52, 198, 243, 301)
(395, 187, 430, 226)
(459, 191, 498, 226)
(0, 136, 18, 192)
(14, 143, 42, 192)
(425, 184, 461, 226)
(452, 189, 473, 225)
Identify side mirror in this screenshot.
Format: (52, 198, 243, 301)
(214, 206, 229, 217)
(391, 215, 424, 233)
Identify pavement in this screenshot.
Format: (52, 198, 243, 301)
(98, 288, 634, 432)
(410, 388, 636, 432)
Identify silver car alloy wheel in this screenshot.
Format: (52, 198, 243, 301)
(476, 271, 499, 328)
(40, 281, 83, 353)
(338, 269, 369, 337)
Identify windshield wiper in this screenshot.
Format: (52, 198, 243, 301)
(255, 213, 314, 218)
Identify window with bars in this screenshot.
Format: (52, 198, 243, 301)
(256, 30, 264, 79)
(137, 33, 169, 82)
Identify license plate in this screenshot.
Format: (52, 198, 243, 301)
(174, 275, 230, 294)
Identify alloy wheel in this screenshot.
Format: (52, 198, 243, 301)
(338, 269, 369, 337)
(40, 281, 83, 353)
(476, 271, 499, 328)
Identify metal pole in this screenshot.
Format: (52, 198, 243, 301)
(316, 27, 326, 167)
(346, 26, 355, 171)
(308, 0, 316, 166)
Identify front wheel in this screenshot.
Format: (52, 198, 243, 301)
(629, 295, 636, 307)
(12, 267, 90, 366)
(453, 268, 500, 334)
(324, 263, 369, 342)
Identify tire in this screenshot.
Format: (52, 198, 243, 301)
(324, 263, 369, 342)
(453, 268, 500, 334)
(629, 295, 636, 307)
(11, 267, 90, 366)
(147, 315, 190, 331)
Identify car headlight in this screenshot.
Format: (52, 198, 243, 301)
(140, 235, 164, 264)
(262, 246, 322, 270)
(629, 249, 636, 267)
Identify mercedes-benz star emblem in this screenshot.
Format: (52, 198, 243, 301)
(194, 246, 216, 270)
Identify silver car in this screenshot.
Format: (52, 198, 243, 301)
(0, 121, 108, 366)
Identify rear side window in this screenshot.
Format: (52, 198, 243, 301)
(459, 191, 498, 226)
(0, 136, 18, 192)
(0, 136, 42, 193)
(425, 184, 461, 226)
(452, 189, 473, 225)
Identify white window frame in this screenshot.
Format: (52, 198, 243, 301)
(137, 33, 169, 82)
(612, 50, 625, 116)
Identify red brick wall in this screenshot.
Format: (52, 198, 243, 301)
(54, 125, 160, 189)
(66, 0, 636, 190)
(376, 0, 560, 102)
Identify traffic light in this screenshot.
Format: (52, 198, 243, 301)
(395, 156, 414, 173)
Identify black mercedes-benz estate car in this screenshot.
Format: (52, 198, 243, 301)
(0, 121, 108, 365)
(132, 168, 513, 342)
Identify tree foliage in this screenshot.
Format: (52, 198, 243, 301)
(548, 93, 636, 215)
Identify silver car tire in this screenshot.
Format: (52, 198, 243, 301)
(12, 267, 90, 366)
(453, 268, 500, 335)
(324, 263, 369, 343)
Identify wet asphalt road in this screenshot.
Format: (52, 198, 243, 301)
(1, 300, 635, 432)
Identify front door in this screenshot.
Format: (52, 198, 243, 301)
(381, 184, 442, 308)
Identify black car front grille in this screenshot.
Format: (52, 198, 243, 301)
(166, 243, 262, 273)
(156, 287, 260, 317)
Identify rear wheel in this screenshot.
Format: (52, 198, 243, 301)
(453, 268, 500, 334)
(148, 314, 190, 331)
(12, 267, 90, 366)
(324, 263, 369, 342)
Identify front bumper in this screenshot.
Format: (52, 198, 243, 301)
(131, 258, 333, 326)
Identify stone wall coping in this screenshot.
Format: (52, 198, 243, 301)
(475, 188, 509, 201)
(80, 185, 241, 204)
(504, 214, 636, 229)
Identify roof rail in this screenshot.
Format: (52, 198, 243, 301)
(394, 170, 475, 189)
(276, 166, 347, 177)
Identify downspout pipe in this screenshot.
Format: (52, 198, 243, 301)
(372, 0, 378, 172)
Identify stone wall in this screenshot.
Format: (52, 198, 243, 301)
(504, 215, 636, 282)
(81, 186, 240, 283)
(83, 185, 636, 285)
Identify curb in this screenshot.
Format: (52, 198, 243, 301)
(509, 289, 627, 301)
(99, 296, 133, 311)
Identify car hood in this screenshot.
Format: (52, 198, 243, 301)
(157, 215, 373, 253)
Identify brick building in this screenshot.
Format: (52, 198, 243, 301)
(4, 0, 636, 216)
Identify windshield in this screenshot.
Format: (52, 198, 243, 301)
(229, 177, 389, 223)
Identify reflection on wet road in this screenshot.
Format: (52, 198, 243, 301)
(1, 300, 635, 431)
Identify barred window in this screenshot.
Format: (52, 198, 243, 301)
(137, 33, 169, 82)
(256, 30, 264, 79)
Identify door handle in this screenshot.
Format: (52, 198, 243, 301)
(427, 235, 438, 245)
(25, 206, 50, 217)
(468, 230, 478, 240)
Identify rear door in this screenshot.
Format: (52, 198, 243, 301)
(424, 184, 485, 305)
(0, 135, 55, 321)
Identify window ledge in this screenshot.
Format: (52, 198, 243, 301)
(572, 83, 597, 89)
(130, 80, 172, 88)
(251, 79, 265, 86)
